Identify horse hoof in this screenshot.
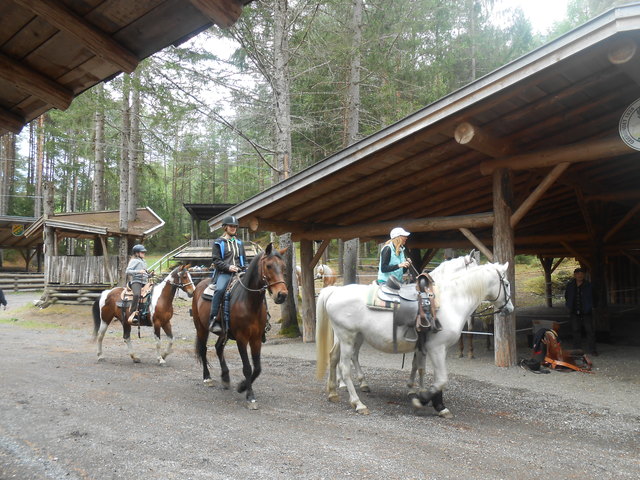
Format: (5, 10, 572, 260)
(338, 382, 347, 389)
(97, 356, 105, 363)
(203, 378, 215, 387)
(468, 354, 475, 359)
(356, 405, 370, 415)
(158, 358, 166, 366)
(132, 356, 141, 363)
(457, 352, 463, 358)
(247, 400, 258, 410)
(411, 397, 424, 410)
(221, 381, 230, 390)
(327, 393, 339, 403)
(360, 384, 371, 393)
(438, 408, 453, 419)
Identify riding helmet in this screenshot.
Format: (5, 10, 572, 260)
(222, 215, 239, 227)
(132, 244, 147, 254)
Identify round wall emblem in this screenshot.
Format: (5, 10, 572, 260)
(619, 97, 640, 151)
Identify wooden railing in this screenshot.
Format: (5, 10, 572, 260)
(0, 272, 45, 291)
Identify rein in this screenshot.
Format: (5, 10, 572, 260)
(236, 256, 286, 294)
(471, 271, 511, 319)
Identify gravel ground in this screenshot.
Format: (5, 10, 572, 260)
(0, 291, 638, 480)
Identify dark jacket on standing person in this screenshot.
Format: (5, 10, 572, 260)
(0, 288, 6, 307)
(564, 279, 595, 314)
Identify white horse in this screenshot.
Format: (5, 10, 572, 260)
(336, 251, 480, 395)
(316, 262, 513, 415)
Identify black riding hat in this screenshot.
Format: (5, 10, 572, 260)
(132, 244, 147, 254)
(222, 215, 239, 227)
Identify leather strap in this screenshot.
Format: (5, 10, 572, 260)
(544, 356, 593, 373)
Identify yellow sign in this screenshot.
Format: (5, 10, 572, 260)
(11, 224, 24, 236)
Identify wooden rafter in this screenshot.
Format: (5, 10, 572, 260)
(0, 52, 73, 110)
(14, 0, 138, 73)
(189, 0, 244, 28)
(0, 106, 26, 134)
(604, 202, 640, 243)
(458, 227, 494, 261)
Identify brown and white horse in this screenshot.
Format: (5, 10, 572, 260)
(191, 243, 288, 409)
(92, 265, 195, 365)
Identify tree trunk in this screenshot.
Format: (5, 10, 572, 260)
(272, 0, 299, 334)
(92, 84, 106, 211)
(342, 0, 364, 285)
(0, 133, 16, 216)
(119, 76, 131, 284)
(35, 116, 46, 217)
(129, 76, 140, 221)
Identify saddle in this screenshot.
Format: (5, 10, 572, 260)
(117, 282, 154, 326)
(366, 273, 440, 353)
(542, 330, 593, 373)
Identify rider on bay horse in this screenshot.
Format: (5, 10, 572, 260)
(208, 215, 247, 335)
(125, 243, 151, 325)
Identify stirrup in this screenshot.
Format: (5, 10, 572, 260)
(209, 319, 222, 335)
(128, 311, 139, 326)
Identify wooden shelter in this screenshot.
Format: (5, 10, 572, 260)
(0, 0, 253, 136)
(23, 207, 164, 304)
(0, 214, 40, 269)
(208, 4, 640, 365)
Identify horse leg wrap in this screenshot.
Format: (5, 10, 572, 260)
(418, 385, 439, 406)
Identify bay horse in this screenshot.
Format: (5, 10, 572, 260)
(191, 243, 288, 409)
(316, 262, 513, 416)
(92, 265, 195, 365)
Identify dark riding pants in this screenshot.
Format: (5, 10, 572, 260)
(209, 272, 232, 322)
(130, 281, 143, 315)
(570, 312, 596, 353)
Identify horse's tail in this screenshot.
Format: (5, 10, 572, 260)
(91, 298, 101, 340)
(315, 286, 336, 380)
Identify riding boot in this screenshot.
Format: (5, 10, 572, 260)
(129, 296, 140, 326)
(208, 315, 222, 334)
(432, 317, 443, 332)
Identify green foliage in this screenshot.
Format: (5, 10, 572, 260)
(524, 270, 573, 298)
(515, 254, 537, 265)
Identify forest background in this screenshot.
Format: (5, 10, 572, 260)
(0, 0, 626, 259)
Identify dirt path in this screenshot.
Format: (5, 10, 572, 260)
(0, 297, 638, 479)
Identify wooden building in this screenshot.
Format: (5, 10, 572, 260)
(23, 207, 164, 304)
(207, 4, 640, 366)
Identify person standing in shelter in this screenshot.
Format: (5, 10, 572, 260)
(564, 267, 598, 355)
(208, 215, 246, 334)
(377, 227, 411, 285)
(0, 287, 7, 310)
(125, 244, 150, 325)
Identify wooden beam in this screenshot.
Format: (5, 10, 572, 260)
(603, 202, 640, 243)
(0, 106, 26, 134)
(551, 257, 565, 274)
(560, 241, 590, 270)
(309, 239, 330, 270)
(299, 239, 316, 343)
(574, 187, 596, 240)
(586, 190, 640, 203)
(0, 52, 73, 110)
(189, 0, 244, 28)
(99, 235, 114, 286)
(244, 216, 307, 236)
(458, 228, 493, 261)
(480, 136, 634, 175)
(14, 0, 138, 73)
(454, 122, 516, 158)
(299, 212, 495, 241)
(510, 162, 570, 228)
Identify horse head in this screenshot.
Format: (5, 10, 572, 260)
(262, 243, 289, 304)
(490, 262, 514, 315)
(170, 264, 195, 297)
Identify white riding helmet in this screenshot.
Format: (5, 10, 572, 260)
(390, 227, 411, 239)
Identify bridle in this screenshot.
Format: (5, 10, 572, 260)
(167, 269, 194, 290)
(237, 255, 286, 294)
(471, 270, 512, 318)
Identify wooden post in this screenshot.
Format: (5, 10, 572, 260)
(492, 168, 516, 367)
(100, 235, 115, 286)
(299, 239, 316, 342)
(539, 256, 553, 307)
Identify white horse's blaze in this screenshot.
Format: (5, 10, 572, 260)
(316, 261, 513, 415)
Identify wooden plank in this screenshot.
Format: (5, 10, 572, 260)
(0, 52, 72, 110)
(14, 0, 138, 73)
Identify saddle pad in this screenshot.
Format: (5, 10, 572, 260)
(366, 284, 394, 311)
(202, 282, 216, 301)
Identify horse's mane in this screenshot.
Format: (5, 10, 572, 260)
(440, 264, 491, 303)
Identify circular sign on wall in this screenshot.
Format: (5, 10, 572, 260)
(619, 97, 640, 151)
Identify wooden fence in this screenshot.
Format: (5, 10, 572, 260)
(0, 272, 45, 292)
(45, 255, 118, 285)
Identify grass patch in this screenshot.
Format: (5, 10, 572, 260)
(279, 324, 301, 338)
(0, 317, 58, 329)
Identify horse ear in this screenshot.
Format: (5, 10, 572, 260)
(279, 246, 289, 256)
(265, 243, 273, 255)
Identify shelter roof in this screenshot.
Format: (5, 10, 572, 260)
(0, 0, 252, 136)
(208, 4, 640, 259)
(0, 215, 39, 249)
(183, 203, 235, 221)
(23, 207, 165, 240)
